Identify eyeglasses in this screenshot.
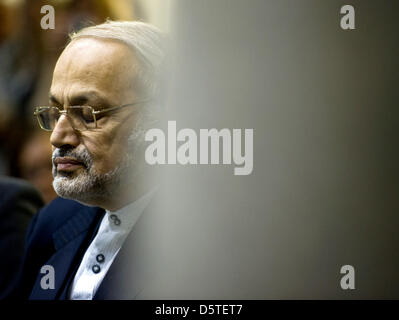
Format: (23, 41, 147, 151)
(33, 101, 147, 132)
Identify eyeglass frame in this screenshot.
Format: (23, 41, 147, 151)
(33, 101, 149, 132)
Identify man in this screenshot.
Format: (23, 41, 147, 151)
(15, 21, 164, 299)
(0, 176, 43, 299)
(18, 130, 57, 204)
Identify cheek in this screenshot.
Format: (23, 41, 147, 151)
(82, 130, 130, 174)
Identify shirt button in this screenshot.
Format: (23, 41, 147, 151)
(92, 264, 101, 274)
(96, 254, 105, 263)
(110, 214, 121, 226)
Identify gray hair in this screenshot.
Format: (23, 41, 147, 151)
(69, 20, 165, 100)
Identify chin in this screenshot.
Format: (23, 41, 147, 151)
(52, 171, 113, 205)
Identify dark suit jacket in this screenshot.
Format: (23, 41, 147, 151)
(0, 176, 43, 299)
(15, 193, 161, 300)
(14, 197, 105, 299)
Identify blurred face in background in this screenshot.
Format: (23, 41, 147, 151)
(18, 131, 57, 204)
(49, 37, 144, 210)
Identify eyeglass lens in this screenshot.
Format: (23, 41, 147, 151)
(37, 106, 96, 131)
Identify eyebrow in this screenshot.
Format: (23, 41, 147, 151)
(49, 94, 61, 105)
(49, 91, 112, 108)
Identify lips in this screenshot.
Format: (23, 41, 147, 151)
(54, 157, 84, 171)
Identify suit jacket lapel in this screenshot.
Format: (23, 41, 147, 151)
(29, 206, 105, 300)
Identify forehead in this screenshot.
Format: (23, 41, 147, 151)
(51, 37, 138, 105)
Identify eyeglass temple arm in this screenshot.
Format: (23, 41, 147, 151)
(92, 100, 150, 115)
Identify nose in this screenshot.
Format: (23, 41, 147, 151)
(50, 114, 80, 149)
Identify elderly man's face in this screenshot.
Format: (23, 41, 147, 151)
(49, 38, 142, 209)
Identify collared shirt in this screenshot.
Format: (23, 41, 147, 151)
(69, 190, 156, 300)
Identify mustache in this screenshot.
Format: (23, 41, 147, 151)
(52, 146, 93, 169)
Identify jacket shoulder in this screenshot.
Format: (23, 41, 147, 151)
(0, 176, 43, 217)
(13, 198, 102, 299)
(26, 198, 95, 250)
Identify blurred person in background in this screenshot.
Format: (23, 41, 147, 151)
(0, 0, 41, 175)
(0, 175, 43, 299)
(17, 129, 57, 204)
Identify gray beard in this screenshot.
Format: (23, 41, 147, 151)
(52, 126, 146, 206)
(52, 156, 130, 205)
